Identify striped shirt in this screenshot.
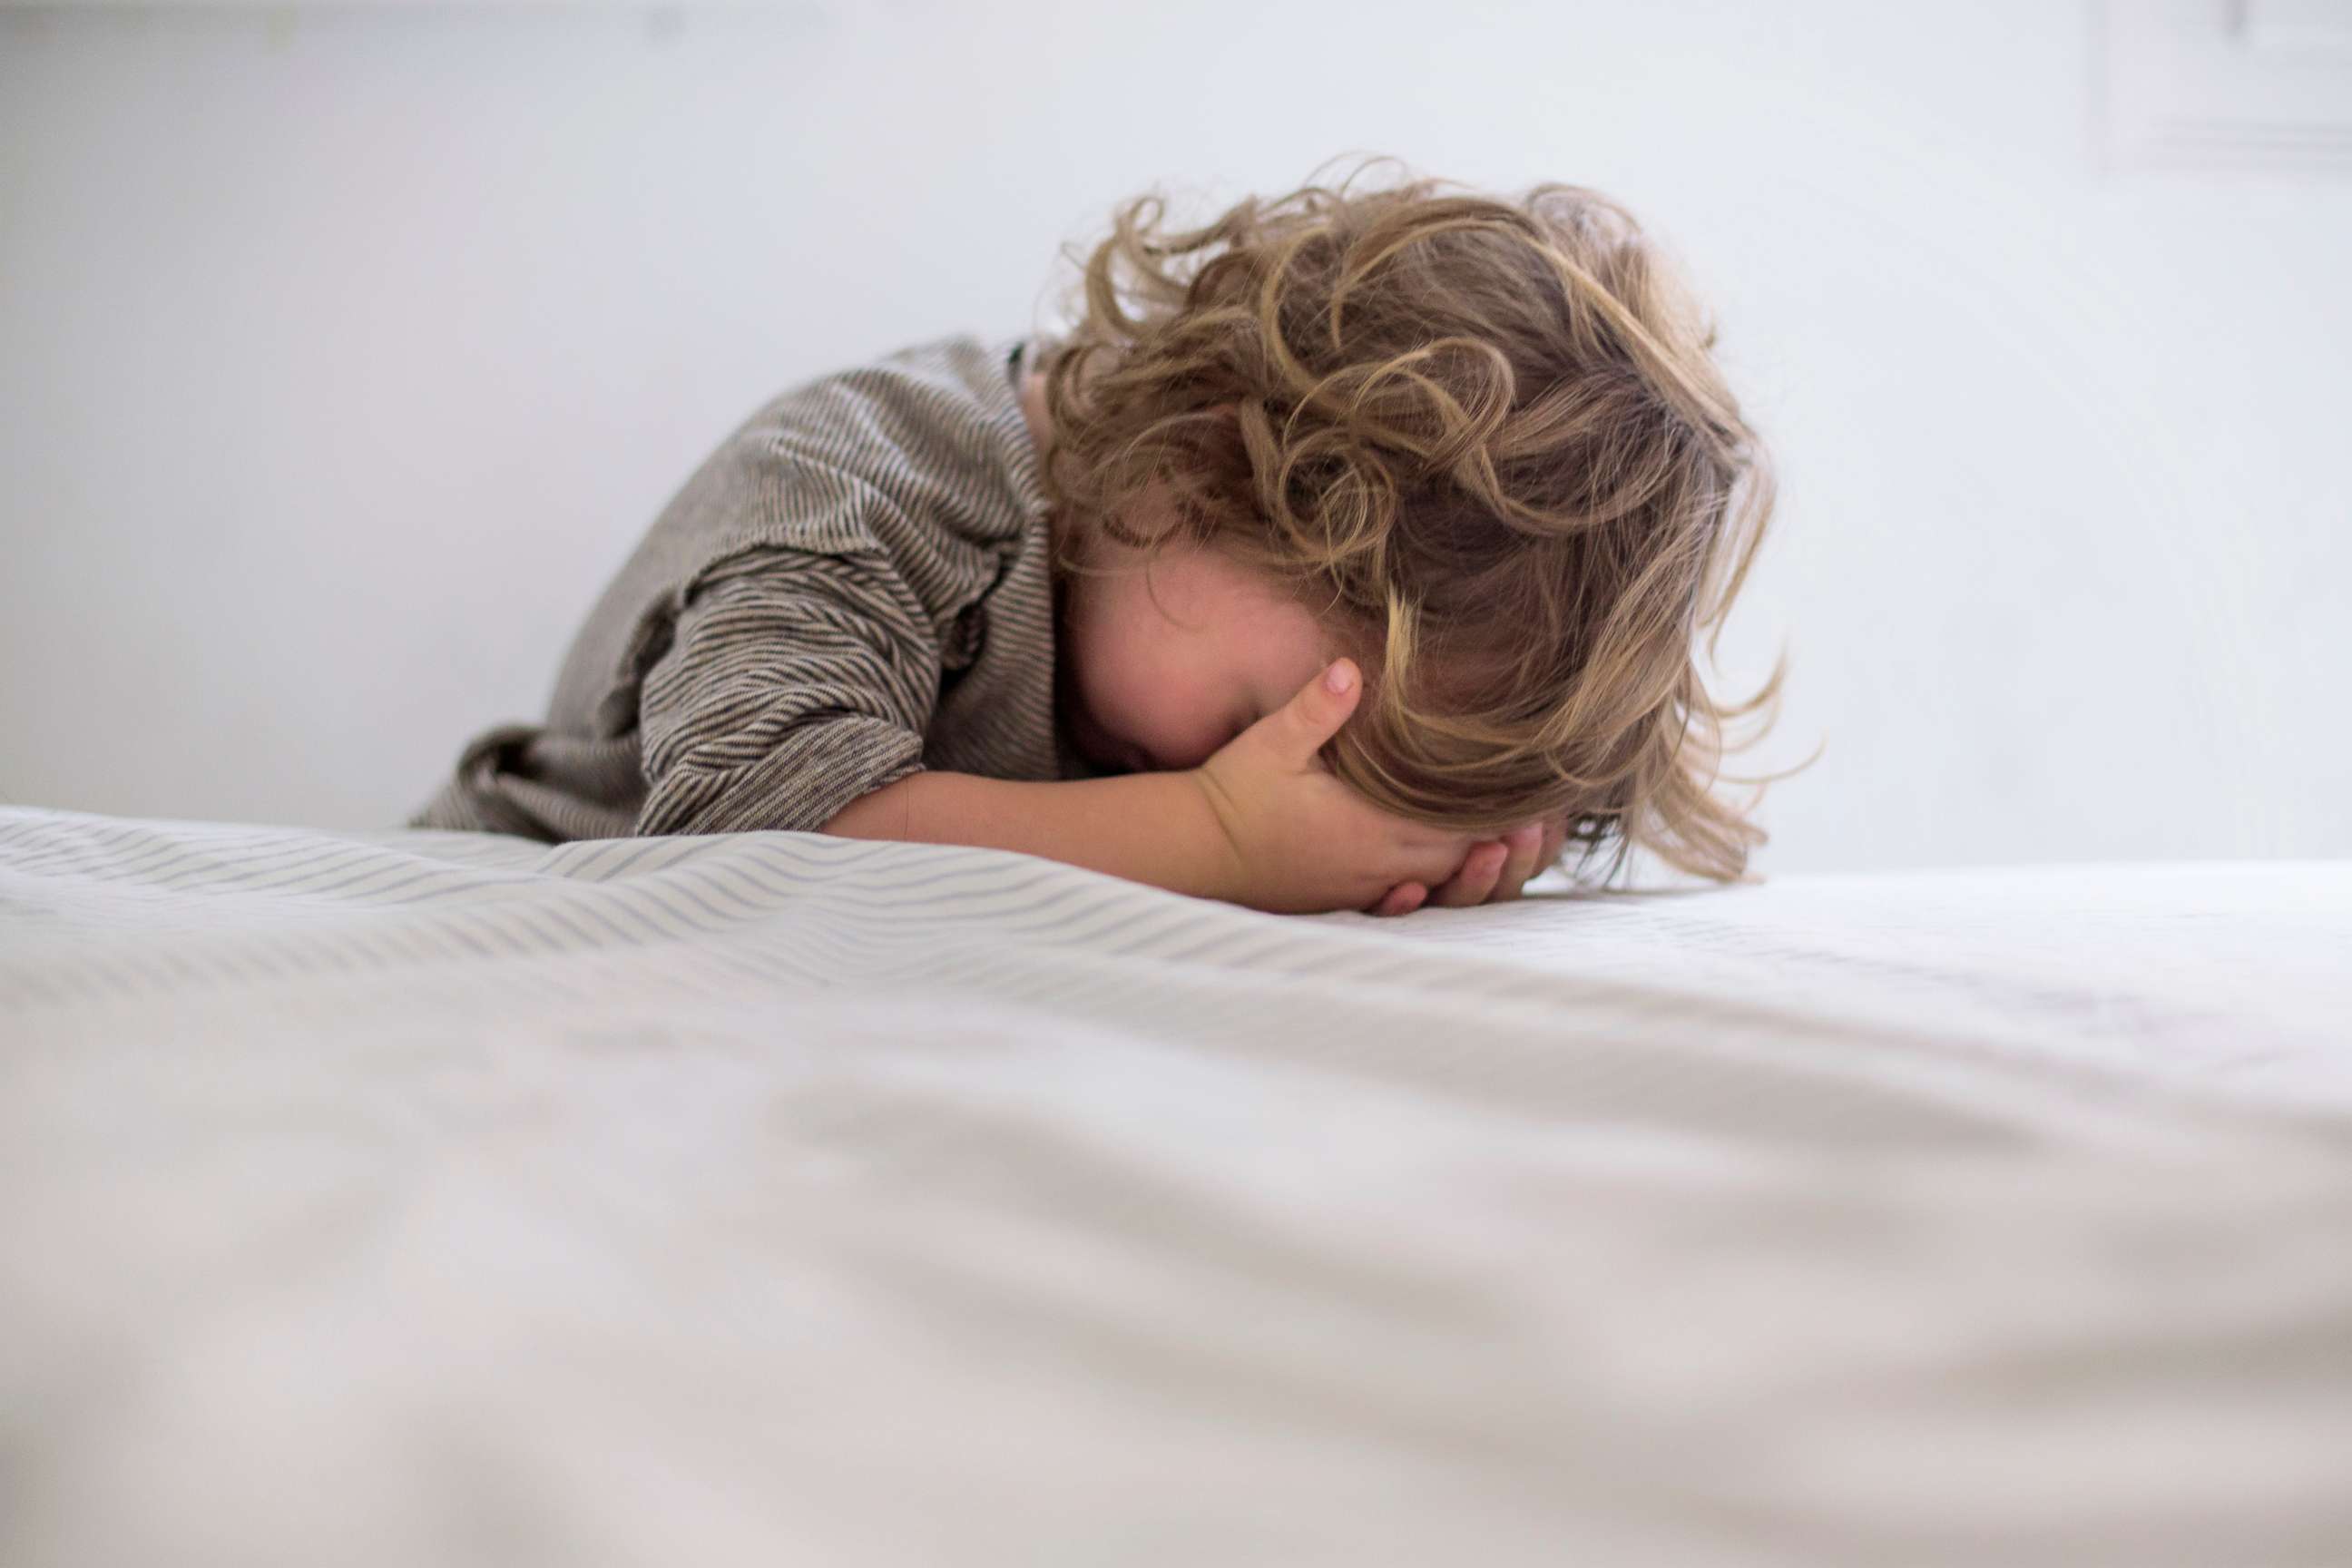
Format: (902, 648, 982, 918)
(407, 333, 1109, 842)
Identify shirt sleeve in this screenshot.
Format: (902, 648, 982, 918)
(632, 543, 943, 838)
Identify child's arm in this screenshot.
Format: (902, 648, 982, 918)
(822, 662, 1484, 914)
(821, 769, 1243, 905)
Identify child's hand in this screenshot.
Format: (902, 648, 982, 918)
(1189, 659, 1486, 916)
(1366, 814, 1567, 916)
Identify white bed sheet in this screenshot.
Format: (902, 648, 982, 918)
(4, 804, 2350, 1566)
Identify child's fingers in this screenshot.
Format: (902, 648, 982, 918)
(1487, 822, 1544, 902)
(1376, 816, 1563, 916)
(1519, 815, 1568, 885)
(1426, 839, 1508, 908)
(1539, 817, 1568, 877)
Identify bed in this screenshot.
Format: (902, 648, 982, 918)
(5, 802, 2349, 1566)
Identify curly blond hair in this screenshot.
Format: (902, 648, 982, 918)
(1027, 152, 1812, 887)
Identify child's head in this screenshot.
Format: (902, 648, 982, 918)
(1023, 153, 1799, 887)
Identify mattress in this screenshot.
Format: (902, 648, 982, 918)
(5, 803, 2349, 1566)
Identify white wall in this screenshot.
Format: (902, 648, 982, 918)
(3, 0, 2347, 874)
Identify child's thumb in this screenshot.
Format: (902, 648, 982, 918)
(1271, 659, 1360, 761)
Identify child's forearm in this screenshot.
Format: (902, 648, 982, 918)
(819, 769, 1242, 904)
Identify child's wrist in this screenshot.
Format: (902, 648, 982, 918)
(1178, 767, 1250, 906)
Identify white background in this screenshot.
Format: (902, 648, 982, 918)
(2, 0, 2346, 874)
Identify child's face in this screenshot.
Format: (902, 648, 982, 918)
(1055, 488, 1340, 775)
(1021, 365, 1338, 775)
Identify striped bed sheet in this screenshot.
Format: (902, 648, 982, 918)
(4, 803, 2350, 1565)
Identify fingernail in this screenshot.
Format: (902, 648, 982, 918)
(1324, 660, 1356, 695)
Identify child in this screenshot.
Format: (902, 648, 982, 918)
(410, 154, 1795, 918)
